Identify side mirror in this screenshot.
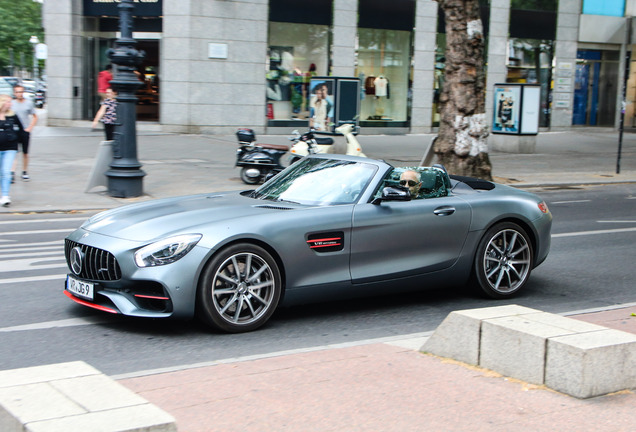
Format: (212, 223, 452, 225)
(372, 186, 411, 204)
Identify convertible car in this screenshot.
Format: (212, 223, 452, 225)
(64, 154, 551, 333)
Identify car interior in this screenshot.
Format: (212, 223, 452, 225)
(377, 167, 451, 199)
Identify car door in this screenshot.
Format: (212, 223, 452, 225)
(349, 195, 472, 283)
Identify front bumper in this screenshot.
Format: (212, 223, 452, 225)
(64, 228, 212, 319)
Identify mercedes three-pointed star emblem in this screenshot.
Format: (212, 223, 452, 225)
(70, 247, 84, 275)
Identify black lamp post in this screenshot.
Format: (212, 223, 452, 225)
(106, 0, 146, 198)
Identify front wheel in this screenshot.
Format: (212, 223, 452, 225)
(198, 243, 282, 333)
(474, 222, 533, 299)
(240, 167, 261, 184)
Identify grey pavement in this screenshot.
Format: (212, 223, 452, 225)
(2, 111, 636, 214)
(3, 115, 636, 431)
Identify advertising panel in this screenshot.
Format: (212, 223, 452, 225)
(309, 77, 360, 134)
(492, 84, 540, 135)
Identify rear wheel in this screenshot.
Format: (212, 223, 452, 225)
(198, 243, 281, 333)
(474, 222, 533, 299)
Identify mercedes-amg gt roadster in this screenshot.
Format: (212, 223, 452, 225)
(64, 154, 552, 332)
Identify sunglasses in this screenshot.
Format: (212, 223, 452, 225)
(400, 180, 419, 187)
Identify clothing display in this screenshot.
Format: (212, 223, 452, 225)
(364, 76, 376, 95)
(374, 76, 388, 97)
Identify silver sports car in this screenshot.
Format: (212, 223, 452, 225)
(64, 154, 552, 333)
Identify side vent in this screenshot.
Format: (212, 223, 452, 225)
(254, 205, 294, 210)
(306, 231, 345, 253)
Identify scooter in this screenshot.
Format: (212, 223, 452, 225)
(288, 128, 336, 157)
(289, 124, 366, 158)
(235, 128, 290, 185)
(334, 123, 366, 157)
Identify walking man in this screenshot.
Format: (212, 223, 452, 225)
(11, 85, 38, 182)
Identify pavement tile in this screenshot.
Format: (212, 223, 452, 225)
(120, 343, 636, 432)
(570, 306, 636, 334)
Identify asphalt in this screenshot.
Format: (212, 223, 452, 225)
(3, 113, 636, 430)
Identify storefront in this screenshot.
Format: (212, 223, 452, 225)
(266, 0, 415, 130)
(44, 0, 632, 134)
(82, 0, 162, 121)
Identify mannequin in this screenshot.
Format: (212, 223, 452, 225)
(373, 75, 389, 117)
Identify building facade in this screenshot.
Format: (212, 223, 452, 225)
(43, 0, 636, 135)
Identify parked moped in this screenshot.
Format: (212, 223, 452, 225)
(289, 124, 366, 158)
(235, 128, 290, 185)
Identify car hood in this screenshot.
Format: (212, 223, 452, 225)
(81, 191, 296, 242)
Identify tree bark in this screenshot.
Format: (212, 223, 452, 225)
(435, 0, 492, 180)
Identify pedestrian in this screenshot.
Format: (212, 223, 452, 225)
(11, 84, 38, 182)
(97, 64, 113, 99)
(91, 88, 118, 141)
(0, 94, 24, 207)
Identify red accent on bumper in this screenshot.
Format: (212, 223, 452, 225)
(134, 294, 170, 300)
(64, 290, 118, 314)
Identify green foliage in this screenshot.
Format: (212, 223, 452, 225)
(0, 0, 44, 75)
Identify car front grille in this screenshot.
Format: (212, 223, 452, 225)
(65, 239, 122, 281)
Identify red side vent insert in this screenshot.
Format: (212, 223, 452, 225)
(307, 231, 345, 253)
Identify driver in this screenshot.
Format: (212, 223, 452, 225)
(399, 170, 422, 198)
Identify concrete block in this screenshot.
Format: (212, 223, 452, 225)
(0, 362, 177, 432)
(545, 329, 636, 398)
(26, 404, 176, 432)
(421, 305, 539, 364)
(480, 314, 581, 384)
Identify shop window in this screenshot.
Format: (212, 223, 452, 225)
(266, 22, 330, 122)
(356, 29, 412, 125)
(506, 38, 553, 127)
(267, 0, 332, 125)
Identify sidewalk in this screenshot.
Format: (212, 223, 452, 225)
(2, 120, 636, 213)
(117, 305, 636, 432)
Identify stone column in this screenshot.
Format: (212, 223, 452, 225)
(410, 0, 438, 134)
(161, 0, 268, 134)
(485, 0, 510, 128)
(331, 0, 358, 77)
(43, 0, 83, 125)
(551, 0, 581, 130)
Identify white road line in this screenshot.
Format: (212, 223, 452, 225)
(0, 274, 66, 284)
(0, 217, 88, 225)
(597, 220, 636, 224)
(0, 251, 63, 259)
(0, 258, 67, 272)
(0, 317, 111, 333)
(0, 240, 62, 249)
(551, 200, 592, 204)
(1, 229, 73, 236)
(552, 227, 636, 238)
(0, 248, 62, 257)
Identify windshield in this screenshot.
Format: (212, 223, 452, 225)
(253, 158, 377, 205)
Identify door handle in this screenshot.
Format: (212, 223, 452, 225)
(434, 206, 455, 216)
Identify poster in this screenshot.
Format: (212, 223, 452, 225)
(309, 78, 334, 131)
(492, 85, 521, 134)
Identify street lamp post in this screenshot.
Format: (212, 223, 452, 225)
(106, 0, 146, 198)
(29, 35, 39, 80)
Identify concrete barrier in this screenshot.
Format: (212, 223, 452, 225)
(0, 361, 176, 432)
(421, 305, 636, 398)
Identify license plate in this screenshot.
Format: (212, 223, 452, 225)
(66, 275, 94, 301)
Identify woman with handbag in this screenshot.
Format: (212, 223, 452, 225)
(92, 88, 118, 141)
(0, 94, 24, 207)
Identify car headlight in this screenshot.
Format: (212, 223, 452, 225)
(134, 234, 202, 267)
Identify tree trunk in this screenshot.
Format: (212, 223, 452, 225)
(435, 0, 492, 180)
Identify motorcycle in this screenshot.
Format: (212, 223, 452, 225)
(235, 128, 290, 185)
(289, 124, 366, 158)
